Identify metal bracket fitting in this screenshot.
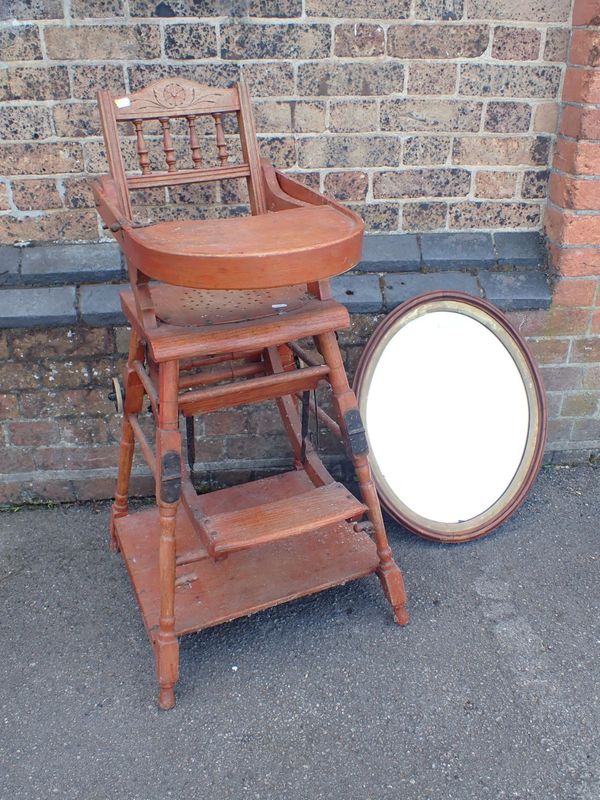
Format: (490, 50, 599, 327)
(160, 451, 182, 504)
(344, 409, 369, 456)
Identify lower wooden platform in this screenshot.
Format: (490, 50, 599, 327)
(114, 484, 379, 642)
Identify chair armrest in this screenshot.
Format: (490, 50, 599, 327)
(91, 176, 133, 234)
(260, 160, 364, 230)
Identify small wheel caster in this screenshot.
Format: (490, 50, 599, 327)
(108, 377, 125, 414)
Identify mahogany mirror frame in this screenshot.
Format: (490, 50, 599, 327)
(354, 291, 548, 543)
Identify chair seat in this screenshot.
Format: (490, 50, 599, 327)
(120, 285, 350, 362)
(122, 206, 362, 289)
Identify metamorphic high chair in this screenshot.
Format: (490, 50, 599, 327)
(93, 77, 408, 709)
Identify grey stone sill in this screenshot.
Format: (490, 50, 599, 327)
(0, 232, 544, 289)
(0, 231, 550, 328)
(0, 269, 551, 328)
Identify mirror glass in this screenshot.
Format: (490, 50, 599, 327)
(357, 298, 545, 539)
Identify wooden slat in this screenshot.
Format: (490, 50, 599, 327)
(207, 481, 366, 556)
(178, 364, 329, 415)
(128, 413, 157, 478)
(127, 163, 250, 190)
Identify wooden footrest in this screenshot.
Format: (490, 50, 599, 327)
(208, 481, 366, 556)
(114, 504, 379, 640)
(179, 469, 367, 560)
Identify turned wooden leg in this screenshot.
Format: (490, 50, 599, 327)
(110, 330, 145, 552)
(155, 360, 181, 709)
(315, 331, 409, 625)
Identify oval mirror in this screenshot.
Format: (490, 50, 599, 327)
(354, 291, 547, 543)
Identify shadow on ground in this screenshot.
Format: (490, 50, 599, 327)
(0, 465, 599, 800)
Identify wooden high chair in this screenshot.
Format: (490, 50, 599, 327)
(93, 77, 408, 709)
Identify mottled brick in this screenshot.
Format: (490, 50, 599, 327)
(71, 0, 125, 14)
(492, 26, 541, 60)
(0, 185, 10, 212)
(403, 135, 451, 165)
(522, 169, 550, 199)
(299, 136, 400, 168)
(131, 63, 240, 93)
(459, 64, 561, 98)
(403, 201, 447, 230)
(0, 0, 63, 18)
(164, 24, 218, 59)
(241, 62, 294, 96)
(292, 101, 327, 133)
(452, 136, 550, 166)
(2, 66, 69, 101)
(0, 26, 42, 60)
(323, 171, 368, 201)
(253, 100, 326, 133)
(258, 136, 296, 168)
(222, 23, 330, 60)
(0, 143, 83, 176)
(407, 63, 457, 95)
(297, 62, 405, 97)
(45, 24, 160, 60)
(388, 24, 488, 59)
(62, 177, 98, 210)
(53, 103, 100, 138)
(374, 168, 470, 198)
(329, 100, 378, 133)
(334, 24, 384, 57)
(356, 203, 400, 232)
(305, 0, 410, 17)
(466, 0, 571, 23)
(130, 0, 301, 14)
(0, 212, 98, 245)
(11, 179, 63, 211)
(381, 99, 482, 132)
(70, 65, 126, 100)
(544, 28, 569, 62)
(0, 106, 52, 141)
(414, 0, 463, 19)
(474, 170, 517, 198)
(245, 0, 302, 16)
(484, 101, 531, 133)
(448, 201, 541, 228)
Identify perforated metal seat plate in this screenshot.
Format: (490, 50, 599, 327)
(152, 284, 312, 327)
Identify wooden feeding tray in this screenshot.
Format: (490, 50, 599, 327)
(114, 469, 379, 640)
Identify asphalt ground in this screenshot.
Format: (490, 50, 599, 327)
(0, 464, 599, 800)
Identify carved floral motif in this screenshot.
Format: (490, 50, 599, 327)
(128, 80, 225, 114)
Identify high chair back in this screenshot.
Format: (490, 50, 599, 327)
(96, 78, 267, 222)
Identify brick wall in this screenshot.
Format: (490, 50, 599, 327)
(0, 0, 572, 240)
(3, 0, 600, 505)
